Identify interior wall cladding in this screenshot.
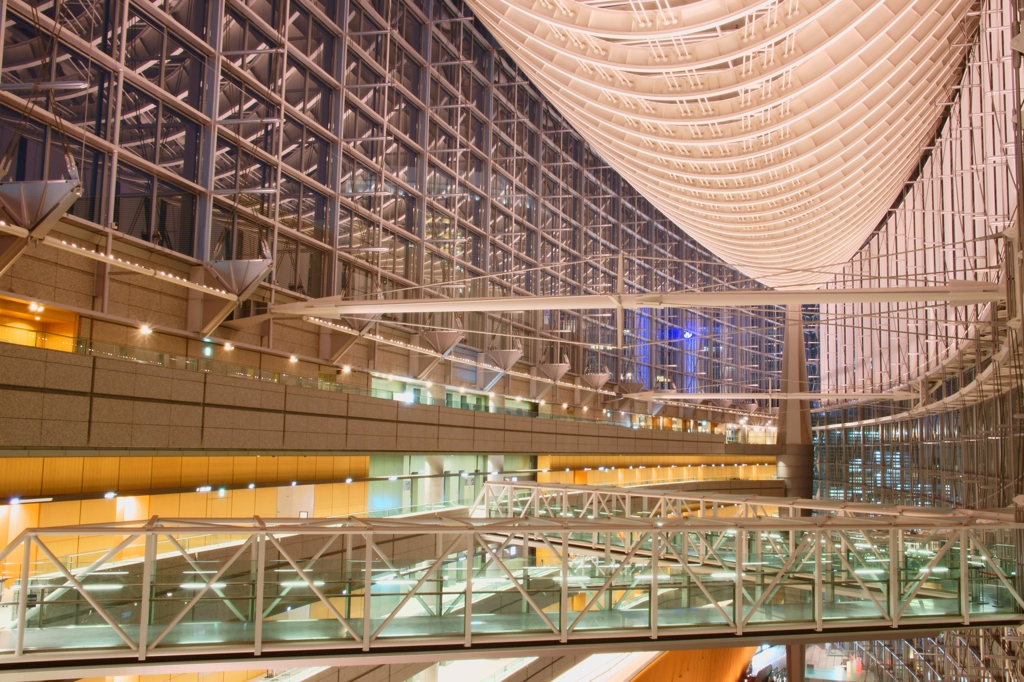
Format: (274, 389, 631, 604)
(0, 0, 787, 396)
(814, 0, 1023, 512)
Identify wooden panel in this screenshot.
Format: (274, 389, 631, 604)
(316, 456, 335, 480)
(296, 456, 318, 481)
(178, 458, 210, 488)
(232, 456, 258, 483)
(631, 647, 757, 682)
(0, 458, 45, 496)
(254, 488, 277, 517)
(150, 457, 184, 488)
(80, 457, 120, 494)
(80, 499, 116, 524)
(148, 494, 182, 518)
(41, 457, 85, 495)
(255, 456, 279, 484)
(118, 457, 154, 491)
(38, 501, 83, 528)
(208, 456, 235, 486)
(230, 489, 256, 517)
(276, 456, 299, 482)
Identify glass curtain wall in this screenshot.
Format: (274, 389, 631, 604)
(814, 0, 1021, 511)
(815, 2, 1024, 678)
(0, 0, 784, 403)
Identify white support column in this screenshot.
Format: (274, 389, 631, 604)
(15, 537, 30, 657)
(560, 531, 568, 643)
(425, 455, 444, 507)
(464, 532, 474, 648)
(777, 305, 814, 501)
(138, 533, 155, 660)
(650, 531, 659, 639)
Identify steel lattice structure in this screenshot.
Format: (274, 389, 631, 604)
(456, 0, 979, 287)
(0, 489, 1021, 679)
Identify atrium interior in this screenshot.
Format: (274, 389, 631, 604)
(0, 0, 1022, 680)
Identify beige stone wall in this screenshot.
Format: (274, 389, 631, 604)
(0, 341, 792, 503)
(0, 342, 728, 456)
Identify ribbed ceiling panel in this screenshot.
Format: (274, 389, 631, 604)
(465, 0, 976, 287)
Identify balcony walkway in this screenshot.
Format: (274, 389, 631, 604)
(0, 483, 1021, 680)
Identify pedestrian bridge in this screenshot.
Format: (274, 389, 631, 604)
(0, 483, 1021, 680)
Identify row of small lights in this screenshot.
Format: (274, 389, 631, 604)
(116, 322, 765, 423)
(4, 462, 771, 505)
(45, 323, 774, 428)
(40, 316, 776, 428)
(123, 331, 777, 426)
(48, 238, 234, 297)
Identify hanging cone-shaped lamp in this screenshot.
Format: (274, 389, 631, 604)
(537, 343, 571, 382)
(582, 372, 611, 390)
(486, 316, 523, 370)
(617, 353, 645, 394)
(0, 175, 81, 230)
(0, 151, 81, 277)
(206, 259, 273, 299)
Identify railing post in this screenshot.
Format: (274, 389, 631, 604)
(15, 536, 30, 657)
(814, 530, 822, 631)
(464, 531, 473, 648)
(889, 528, 899, 628)
(254, 533, 266, 655)
(651, 531, 659, 639)
(960, 527, 970, 626)
(363, 534, 372, 651)
(560, 531, 568, 643)
(138, 533, 155, 660)
(736, 529, 745, 635)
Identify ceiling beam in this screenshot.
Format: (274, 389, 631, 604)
(272, 282, 1004, 317)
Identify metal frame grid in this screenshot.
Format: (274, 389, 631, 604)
(0, 0, 789, 405)
(811, 1, 1024, 678)
(0, 510, 1021, 673)
(814, 0, 1024, 512)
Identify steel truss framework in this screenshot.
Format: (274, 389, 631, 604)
(474, 480, 1017, 523)
(815, 0, 1024, 510)
(0, 487, 1020, 677)
(850, 629, 1024, 682)
(0, 0, 792, 404)
(810, 2, 1024, 678)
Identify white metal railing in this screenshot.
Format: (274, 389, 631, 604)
(0, 513, 1020, 677)
(473, 480, 1016, 523)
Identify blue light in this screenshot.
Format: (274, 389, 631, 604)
(681, 330, 695, 340)
(202, 346, 212, 357)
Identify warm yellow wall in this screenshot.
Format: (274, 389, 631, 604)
(537, 454, 776, 487)
(0, 480, 372, 578)
(0, 454, 370, 498)
(631, 647, 757, 682)
(313, 481, 371, 517)
(81, 671, 266, 682)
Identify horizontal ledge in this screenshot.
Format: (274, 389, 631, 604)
(271, 284, 1005, 317)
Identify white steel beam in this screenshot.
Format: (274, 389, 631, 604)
(271, 283, 1004, 318)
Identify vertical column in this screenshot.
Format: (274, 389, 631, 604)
(776, 305, 814, 503)
(487, 455, 504, 479)
(195, 0, 224, 263)
(424, 454, 444, 507)
(786, 644, 806, 682)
